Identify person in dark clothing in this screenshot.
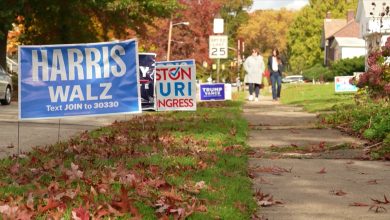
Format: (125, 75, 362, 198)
(268, 48, 284, 101)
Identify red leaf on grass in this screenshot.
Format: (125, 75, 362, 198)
(38, 198, 61, 213)
(9, 163, 20, 174)
(72, 206, 90, 220)
(317, 168, 327, 174)
(162, 189, 183, 202)
(111, 186, 140, 217)
(318, 141, 326, 149)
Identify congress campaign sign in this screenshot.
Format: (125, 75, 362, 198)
(335, 76, 358, 93)
(156, 60, 196, 111)
(139, 53, 156, 110)
(199, 83, 225, 101)
(157, 59, 195, 66)
(19, 39, 141, 120)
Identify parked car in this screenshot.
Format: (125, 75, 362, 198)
(282, 75, 304, 83)
(0, 65, 12, 105)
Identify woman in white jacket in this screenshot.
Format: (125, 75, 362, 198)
(244, 49, 265, 101)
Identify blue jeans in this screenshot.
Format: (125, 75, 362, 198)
(248, 83, 260, 98)
(270, 72, 282, 100)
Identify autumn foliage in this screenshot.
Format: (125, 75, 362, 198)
(355, 36, 390, 100)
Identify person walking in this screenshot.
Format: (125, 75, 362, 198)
(244, 48, 265, 102)
(268, 48, 284, 101)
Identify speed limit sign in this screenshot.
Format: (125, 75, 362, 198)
(209, 35, 228, 59)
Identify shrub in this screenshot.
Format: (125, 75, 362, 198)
(302, 63, 333, 81)
(324, 100, 390, 142)
(354, 37, 390, 99)
(330, 56, 365, 76)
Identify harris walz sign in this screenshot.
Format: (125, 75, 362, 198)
(19, 39, 141, 120)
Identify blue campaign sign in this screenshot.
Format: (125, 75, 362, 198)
(335, 76, 358, 93)
(199, 83, 225, 101)
(19, 39, 141, 120)
(139, 53, 156, 110)
(157, 59, 195, 66)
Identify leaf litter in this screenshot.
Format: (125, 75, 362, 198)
(0, 102, 251, 219)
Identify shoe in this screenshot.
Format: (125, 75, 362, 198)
(255, 98, 259, 102)
(248, 95, 253, 101)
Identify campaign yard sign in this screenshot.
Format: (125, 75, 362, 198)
(157, 59, 195, 66)
(156, 60, 196, 111)
(19, 39, 141, 120)
(199, 83, 225, 101)
(335, 76, 358, 93)
(139, 53, 156, 110)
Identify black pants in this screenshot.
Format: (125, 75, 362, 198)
(249, 83, 260, 98)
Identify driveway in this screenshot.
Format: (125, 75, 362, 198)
(0, 103, 138, 158)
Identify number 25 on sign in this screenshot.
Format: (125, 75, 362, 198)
(209, 35, 228, 59)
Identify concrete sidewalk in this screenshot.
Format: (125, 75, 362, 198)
(244, 96, 390, 220)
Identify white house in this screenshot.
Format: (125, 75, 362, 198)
(322, 10, 366, 66)
(356, 0, 390, 52)
(330, 37, 367, 60)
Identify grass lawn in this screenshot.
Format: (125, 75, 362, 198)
(279, 83, 355, 112)
(0, 97, 256, 219)
(278, 83, 390, 159)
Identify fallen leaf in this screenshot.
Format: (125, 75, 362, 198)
(195, 205, 207, 212)
(162, 189, 183, 202)
(317, 168, 327, 174)
(0, 204, 18, 216)
(369, 205, 387, 213)
(9, 163, 20, 175)
(318, 141, 326, 149)
(349, 202, 369, 207)
(195, 181, 206, 190)
(26, 193, 34, 210)
(15, 209, 34, 220)
(330, 189, 347, 196)
(72, 206, 90, 220)
(371, 195, 390, 204)
(38, 198, 61, 213)
(367, 179, 379, 185)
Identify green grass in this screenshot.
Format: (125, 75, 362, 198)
(280, 83, 355, 112)
(278, 83, 390, 159)
(0, 98, 256, 219)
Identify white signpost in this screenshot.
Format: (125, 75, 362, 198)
(209, 35, 228, 59)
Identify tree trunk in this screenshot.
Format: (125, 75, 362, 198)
(0, 30, 7, 69)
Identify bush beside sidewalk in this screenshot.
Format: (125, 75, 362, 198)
(280, 83, 390, 160)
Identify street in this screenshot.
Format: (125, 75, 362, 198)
(0, 102, 137, 158)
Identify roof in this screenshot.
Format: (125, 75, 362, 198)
(323, 19, 347, 39)
(330, 20, 360, 38)
(331, 37, 366, 48)
(356, 0, 390, 22)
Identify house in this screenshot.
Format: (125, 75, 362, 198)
(322, 10, 366, 66)
(356, 0, 390, 52)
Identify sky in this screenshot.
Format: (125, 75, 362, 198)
(249, 0, 309, 12)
